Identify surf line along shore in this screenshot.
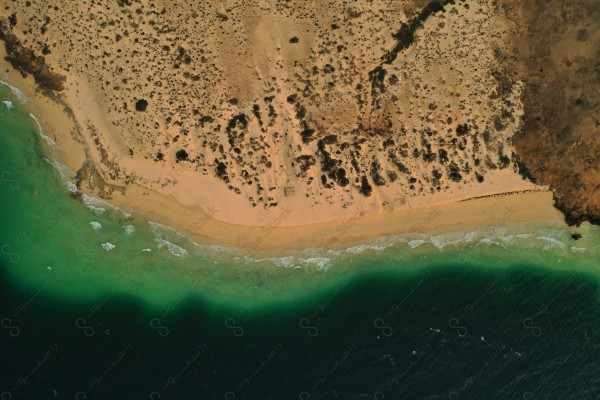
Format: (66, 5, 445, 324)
(0, 20, 565, 252)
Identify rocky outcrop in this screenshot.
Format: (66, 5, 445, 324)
(506, 0, 600, 227)
(0, 17, 66, 91)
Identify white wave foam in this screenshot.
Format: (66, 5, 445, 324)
(87, 205, 106, 215)
(148, 221, 182, 238)
(142, 248, 152, 252)
(342, 225, 571, 259)
(430, 231, 467, 249)
(476, 238, 505, 248)
(101, 242, 116, 251)
(263, 256, 296, 268)
(209, 223, 575, 270)
(82, 193, 130, 218)
(155, 239, 189, 258)
(66, 181, 80, 194)
(197, 243, 235, 254)
(344, 244, 386, 254)
(408, 239, 427, 249)
(243, 254, 332, 271)
(29, 113, 58, 148)
(501, 233, 533, 243)
(123, 225, 135, 235)
(570, 246, 586, 253)
(44, 158, 73, 181)
(302, 257, 331, 271)
(516, 233, 533, 239)
(464, 230, 479, 242)
(344, 244, 371, 254)
(2, 100, 13, 109)
(82, 193, 105, 207)
(89, 221, 102, 231)
(149, 221, 193, 258)
(0, 80, 29, 104)
(536, 236, 567, 249)
(290, 225, 570, 267)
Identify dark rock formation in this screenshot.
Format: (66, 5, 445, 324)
(509, 0, 600, 227)
(0, 18, 66, 91)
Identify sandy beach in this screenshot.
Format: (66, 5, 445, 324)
(1, 59, 564, 251)
(0, 1, 569, 251)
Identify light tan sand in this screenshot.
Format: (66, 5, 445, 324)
(109, 186, 564, 251)
(0, 1, 568, 251)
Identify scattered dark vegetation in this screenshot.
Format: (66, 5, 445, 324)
(365, 0, 454, 102)
(175, 149, 189, 162)
(455, 123, 470, 136)
(295, 155, 316, 177)
(447, 162, 462, 182)
(359, 176, 372, 197)
(215, 160, 228, 182)
(135, 99, 148, 112)
(370, 161, 386, 186)
(0, 0, 529, 211)
(369, 66, 387, 95)
(380, 0, 454, 65)
(199, 115, 214, 127)
(300, 123, 315, 144)
(317, 137, 349, 187)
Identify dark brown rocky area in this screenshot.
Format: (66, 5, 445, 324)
(506, 0, 600, 226)
(0, 17, 66, 91)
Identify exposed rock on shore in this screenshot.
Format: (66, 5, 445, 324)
(0, 17, 66, 91)
(506, 0, 600, 226)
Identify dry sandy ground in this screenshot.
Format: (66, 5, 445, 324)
(0, 0, 573, 249)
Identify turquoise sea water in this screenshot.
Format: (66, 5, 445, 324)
(1, 83, 600, 399)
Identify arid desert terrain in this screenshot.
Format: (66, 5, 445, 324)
(0, 0, 598, 239)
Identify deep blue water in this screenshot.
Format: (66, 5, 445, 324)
(2, 263, 600, 400)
